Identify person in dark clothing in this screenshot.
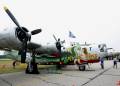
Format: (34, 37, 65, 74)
(100, 57, 104, 69)
(56, 39, 61, 52)
(56, 38, 62, 69)
(13, 60, 16, 69)
(56, 38, 62, 60)
(113, 57, 118, 69)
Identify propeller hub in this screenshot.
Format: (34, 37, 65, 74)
(16, 27, 31, 42)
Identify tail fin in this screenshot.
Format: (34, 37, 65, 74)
(69, 31, 76, 38)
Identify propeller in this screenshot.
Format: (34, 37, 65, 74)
(4, 6, 42, 63)
(31, 29, 42, 35)
(53, 34, 65, 52)
(53, 34, 58, 42)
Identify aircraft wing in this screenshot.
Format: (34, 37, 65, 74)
(27, 42, 60, 56)
(27, 42, 41, 50)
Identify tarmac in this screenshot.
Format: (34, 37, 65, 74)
(0, 60, 120, 86)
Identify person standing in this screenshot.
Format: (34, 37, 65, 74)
(100, 57, 104, 69)
(56, 38, 62, 69)
(13, 60, 16, 69)
(113, 57, 118, 69)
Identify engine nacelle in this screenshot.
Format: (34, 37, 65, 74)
(0, 27, 26, 50)
(35, 44, 59, 54)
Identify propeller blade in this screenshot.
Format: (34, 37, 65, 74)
(53, 34, 58, 42)
(31, 29, 42, 35)
(61, 40, 65, 44)
(4, 6, 21, 28)
(4, 6, 26, 33)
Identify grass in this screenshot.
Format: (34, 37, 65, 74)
(0, 60, 26, 74)
(0, 59, 57, 74)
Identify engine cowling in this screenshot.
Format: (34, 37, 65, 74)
(0, 27, 29, 50)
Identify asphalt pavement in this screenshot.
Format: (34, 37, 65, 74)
(0, 60, 120, 86)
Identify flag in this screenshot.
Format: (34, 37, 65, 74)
(69, 31, 76, 38)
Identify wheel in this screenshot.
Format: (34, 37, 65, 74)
(56, 65, 62, 70)
(119, 59, 120, 62)
(25, 62, 39, 74)
(78, 65, 86, 71)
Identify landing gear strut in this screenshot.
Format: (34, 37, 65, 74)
(25, 50, 39, 74)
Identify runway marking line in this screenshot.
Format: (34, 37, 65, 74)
(81, 67, 111, 86)
(0, 77, 12, 86)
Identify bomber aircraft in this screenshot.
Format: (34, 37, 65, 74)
(0, 42, 113, 71)
(0, 6, 113, 73)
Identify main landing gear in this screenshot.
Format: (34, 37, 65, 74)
(78, 65, 86, 71)
(25, 50, 39, 74)
(25, 61, 39, 74)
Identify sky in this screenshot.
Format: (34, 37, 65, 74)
(0, 0, 120, 51)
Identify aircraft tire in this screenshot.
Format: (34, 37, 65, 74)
(25, 62, 39, 74)
(56, 65, 62, 70)
(78, 65, 86, 71)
